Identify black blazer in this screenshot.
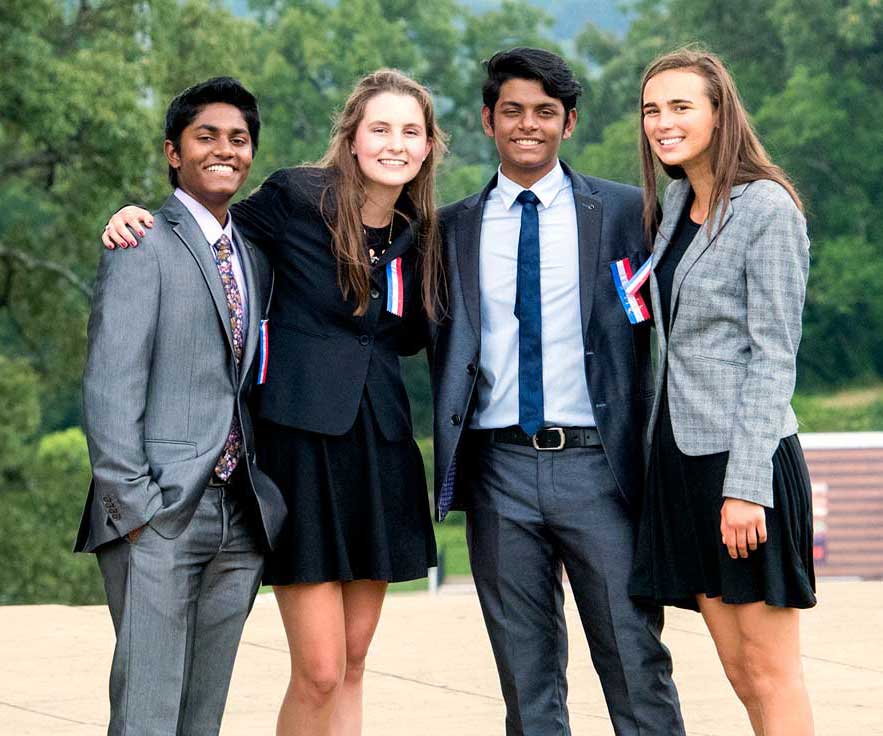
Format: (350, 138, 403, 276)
(232, 167, 426, 441)
(430, 161, 654, 519)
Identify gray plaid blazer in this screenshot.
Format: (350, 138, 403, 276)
(647, 178, 810, 507)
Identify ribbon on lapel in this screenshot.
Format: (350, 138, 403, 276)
(611, 256, 652, 324)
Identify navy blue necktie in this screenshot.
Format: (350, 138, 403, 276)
(514, 190, 544, 436)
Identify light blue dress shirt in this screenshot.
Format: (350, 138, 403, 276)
(471, 161, 595, 429)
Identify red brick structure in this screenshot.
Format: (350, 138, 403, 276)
(801, 433, 883, 579)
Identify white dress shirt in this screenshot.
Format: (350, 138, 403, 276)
(471, 161, 595, 429)
(174, 187, 249, 327)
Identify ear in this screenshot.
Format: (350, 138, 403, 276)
(562, 108, 578, 140)
(164, 139, 181, 170)
(481, 106, 495, 138)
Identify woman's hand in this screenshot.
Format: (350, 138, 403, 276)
(720, 498, 768, 559)
(102, 206, 154, 249)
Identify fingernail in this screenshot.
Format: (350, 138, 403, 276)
(138, 230, 145, 236)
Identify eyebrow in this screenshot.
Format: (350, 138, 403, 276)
(365, 119, 425, 129)
(498, 101, 559, 111)
(194, 124, 249, 136)
(642, 98, 694, 109)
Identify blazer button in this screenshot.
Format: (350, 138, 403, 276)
(450, 414, 461, 426)
(358, 334, 371, 346)
(371, 287, 380, 299)
(466, 363, 476, 376)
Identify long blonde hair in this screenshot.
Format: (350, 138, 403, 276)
(317, 69, 448, 318)
(639, 46, 802, 243)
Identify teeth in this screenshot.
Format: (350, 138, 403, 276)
(207, 164, 234, 172)
(379, 159, 406, 166)
(659, 137, 684, 146)
(514, 139, 541, 145)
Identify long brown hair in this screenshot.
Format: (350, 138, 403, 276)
(639, 46, 802, 243)
(316, 69, 448, 318)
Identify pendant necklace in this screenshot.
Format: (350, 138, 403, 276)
(367, 214, 395, 265)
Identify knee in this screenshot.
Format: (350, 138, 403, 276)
(291, 659, 344, 705)
(741, 641, 802, 700)
(343, 640, 371, 684)
(720, 656, 756, 705)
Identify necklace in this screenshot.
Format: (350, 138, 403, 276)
(365, 213, 395, 265)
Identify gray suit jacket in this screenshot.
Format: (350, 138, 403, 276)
(75, 194, 286, 552)
(648, 178, 810, 507)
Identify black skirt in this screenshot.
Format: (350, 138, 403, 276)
(630, 388, 817, 612)
(257, 394, 437, 585)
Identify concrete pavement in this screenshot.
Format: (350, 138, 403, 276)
(2, 580, 882, 735)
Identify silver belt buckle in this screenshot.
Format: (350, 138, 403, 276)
(532, 427, 565, 451)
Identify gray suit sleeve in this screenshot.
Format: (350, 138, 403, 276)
(82, 241, 165, 537)
(722, 194, 810, 507)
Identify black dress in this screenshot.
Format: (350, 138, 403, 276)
(232, 167, 437, 585)
(629, 192, 816, 611)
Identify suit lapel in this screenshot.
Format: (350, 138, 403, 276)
(234, 224, 261, 386)
(162, 197, 236, 355)
(668, 183, 748, 323)
(457, 177, 496, 341)
(652, 178, 691, 270)
(566, 169, 602, 339)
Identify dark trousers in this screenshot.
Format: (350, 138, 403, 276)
(96, 487, 264, 736)
(466, 440, 685, 736)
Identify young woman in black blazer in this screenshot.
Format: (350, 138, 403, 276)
(103, 69, 446, 735)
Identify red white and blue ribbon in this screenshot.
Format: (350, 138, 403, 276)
(386, 257, 404, 317)
(611, 256, 652, 324)
(257, 319, 269, 384)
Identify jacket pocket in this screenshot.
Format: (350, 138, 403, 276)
(695, 354, 748, 368)
(144, 439, 198, 465)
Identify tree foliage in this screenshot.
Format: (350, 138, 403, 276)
(0, 0, 879, 603)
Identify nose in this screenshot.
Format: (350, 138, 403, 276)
(657, 109, 675, 130)
(386, 132, 405, 152)
(214, 137, 235, 157)
(519, 113, 539, 131)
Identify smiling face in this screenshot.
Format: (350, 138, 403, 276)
(165, 102, 253, 223)
(482, 78, 576, 188)
(351, 92, 431, 200)
(642, 69, 717, 178)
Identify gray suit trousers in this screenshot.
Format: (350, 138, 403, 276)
(466, 440, 684, 736)
(96, 487, 263, 736)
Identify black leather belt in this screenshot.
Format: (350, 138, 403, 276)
(480, 426, 602, 451)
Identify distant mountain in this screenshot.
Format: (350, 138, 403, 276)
(223, 1, 628, 40)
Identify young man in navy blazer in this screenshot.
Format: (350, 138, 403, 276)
(430, 48, 686, 735)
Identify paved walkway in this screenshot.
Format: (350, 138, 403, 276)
(2, 580, 882, 735)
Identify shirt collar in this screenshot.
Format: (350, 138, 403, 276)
(495, 160, 567, 210)
(174, 188, 234, 247)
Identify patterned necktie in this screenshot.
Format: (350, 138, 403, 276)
(212, 233, 244, 480)
(514, 190, 544, 436)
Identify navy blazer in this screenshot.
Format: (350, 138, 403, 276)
(232, 167, 426, 441)
(430, 161, 654, 520)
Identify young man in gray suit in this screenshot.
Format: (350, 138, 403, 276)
(430, 49, 685, 735)
(76, 77, 285, 736)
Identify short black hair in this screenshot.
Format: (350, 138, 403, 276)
(482, 47, 583, 117)
(164, 76, 260, 188)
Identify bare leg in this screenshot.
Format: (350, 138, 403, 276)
(274, 582, 347, 736)
(331, 580, 388, 736)
(699, 595, 813, 736)
(698, 595, 764, 735)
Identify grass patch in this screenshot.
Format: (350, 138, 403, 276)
(793, 383, 883, 432)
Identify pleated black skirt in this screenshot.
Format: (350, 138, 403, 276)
(630, 389, 817, 612)
(257, 394, 437, 585)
